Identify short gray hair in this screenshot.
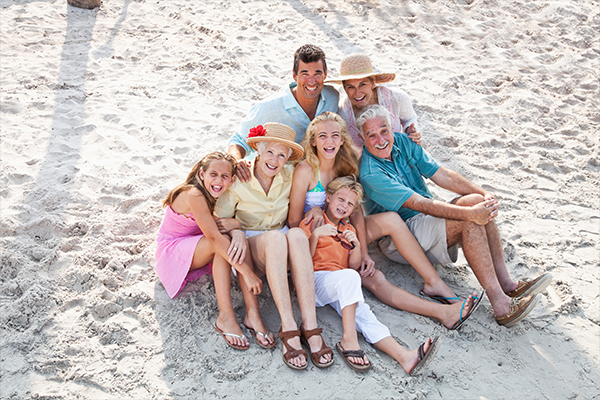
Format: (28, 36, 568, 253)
(355, 105, 392, 138)
(255, 141, 293, 158)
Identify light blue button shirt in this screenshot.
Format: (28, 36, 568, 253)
(228, 83, 339, 157)
(360, 132, 440, 221)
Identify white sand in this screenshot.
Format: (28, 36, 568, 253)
(1, 0, 598, 399)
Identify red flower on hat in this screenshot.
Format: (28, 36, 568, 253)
(248, 125, 266, 138)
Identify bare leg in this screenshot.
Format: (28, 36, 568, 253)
(452, 194, 518, 293)
(237, 250, 274, 347)
(339, 303, 369, 366)
(213, 253, 249, 348)
(485, 221, 518, 292)
(447, 195, 514, 316)
(361, 270, 476, 329)
(286, 228, 332, 365)
(375, 336, 432, 374)
(365, 212, 457, 302)
(190, 236, 216, 270)
(248, 230, 306, 368)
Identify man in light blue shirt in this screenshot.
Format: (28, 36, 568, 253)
(228, 44, 339, 182)
(357, 105, 551, 328)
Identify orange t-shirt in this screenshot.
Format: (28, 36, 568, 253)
(300, 214, 356, 272)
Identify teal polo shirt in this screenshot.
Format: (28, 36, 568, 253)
(359, 132, 440, 221)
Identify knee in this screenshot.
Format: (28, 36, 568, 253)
(286, 227, 309, 246)
(339, 269, 362, 289)
(381, 212, 404, 228)
(453, 193, 484, 207)
(264, 230, 287, 247)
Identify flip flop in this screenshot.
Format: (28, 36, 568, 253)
(243, 323, 277, 349)
(450, 289, 486, 331)
(409, 336, 441, 376)
(419, 290, 460, 305)
(335, 342, 371, 373)
(214, 324, 249, 350)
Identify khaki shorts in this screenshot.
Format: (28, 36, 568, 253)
(379, 213, 458, 265)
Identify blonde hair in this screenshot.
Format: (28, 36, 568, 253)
(301, 112, 359, 180)
(162, 151, 238, 212)
(326, 175, 364, 204)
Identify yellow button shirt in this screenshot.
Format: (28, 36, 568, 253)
(214, 159, 294, 231)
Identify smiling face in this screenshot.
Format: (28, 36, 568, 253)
(256, 142, 292, 178)
(293, 59, 326, 102)
(343, 78, 376, 111)
(326, 187, 358, 221)
(199, 159, 235, 198)
(311, 120, 344, 161)
(362, 116, 394, 160)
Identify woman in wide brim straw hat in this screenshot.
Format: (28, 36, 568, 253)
(326, 53, 422, 153)
(214, 122, 335, 371)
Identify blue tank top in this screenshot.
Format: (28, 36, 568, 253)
(303, 167, 327, 212)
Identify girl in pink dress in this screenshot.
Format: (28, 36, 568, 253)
(156, 151, 275, 350)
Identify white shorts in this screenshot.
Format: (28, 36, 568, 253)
(379, 213, 458, 265)
(243, 226, 289, 238)
(314, 269, 390, 344)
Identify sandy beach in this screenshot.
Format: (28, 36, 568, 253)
(1, 0, 599, 399)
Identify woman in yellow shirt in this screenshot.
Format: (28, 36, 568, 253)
(215, 122, 334, 371)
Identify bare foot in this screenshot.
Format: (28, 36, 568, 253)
(421, 282, 461, 304)
(216, 315, 249, 348)
(243, 314, 275, 347)
(306, 331, 333, 365)
(439, 293, 476, 329)
(404, 338, 432, 374)
(280, 333, 307, 368)
(340, 338, 369, 366)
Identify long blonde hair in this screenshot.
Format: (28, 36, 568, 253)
(301, 112, 359, 180)
(162, 151, 238, 212)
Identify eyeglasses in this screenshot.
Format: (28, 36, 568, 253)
(333, 220, 355, 250)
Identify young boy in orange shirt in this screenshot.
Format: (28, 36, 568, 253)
(300, 176, 441, 374)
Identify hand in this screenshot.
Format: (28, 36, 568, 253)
(227, 230, 248, 265)
(340, 229, 359, 247)
(215, 217, 241, 234)
(470, 199, 499, 225)
(240, 270, 263, 295)
(236, 159, 252, 183)
(405, 123, 422, 146)
(304, 206, 325, 232)
(312, 223, 337, 239)
(483, 191, 498, 204)
(358, 254, 376, 277)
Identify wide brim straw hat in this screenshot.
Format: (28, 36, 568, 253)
(246, 122, 305, 161)
(325, 53, 396, 85)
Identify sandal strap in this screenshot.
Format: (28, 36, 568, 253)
(341, 348, 365, 358)
(278, 328, 307, 362)
(278, 329, 301, 341)
(300, 326, 323, 341)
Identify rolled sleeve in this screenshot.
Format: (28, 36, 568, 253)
(214, 186, 239, 219)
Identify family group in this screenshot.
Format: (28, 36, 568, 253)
(154, 45, 552, 374)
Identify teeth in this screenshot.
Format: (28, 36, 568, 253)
(375, 141, 389, 150)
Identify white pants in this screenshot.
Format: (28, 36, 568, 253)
(314, 269, 390, 344)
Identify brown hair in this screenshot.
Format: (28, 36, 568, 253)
(293, 44, 327, 75)
(326, 175, 364, 204)
(162, 151, 238, 212)
(301, 111, 359, 181)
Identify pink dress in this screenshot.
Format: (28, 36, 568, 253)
(155, 206, 212, 298)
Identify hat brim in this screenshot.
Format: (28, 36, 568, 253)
(325, 72, 396, 85)
(246, 137, 304, 161)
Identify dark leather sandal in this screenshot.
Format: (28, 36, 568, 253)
(278, 327, 308, 370)
(300, 324, 334, 369)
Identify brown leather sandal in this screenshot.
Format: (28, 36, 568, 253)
(300, 324, 334, 369)
(277, 328, 308, 370)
